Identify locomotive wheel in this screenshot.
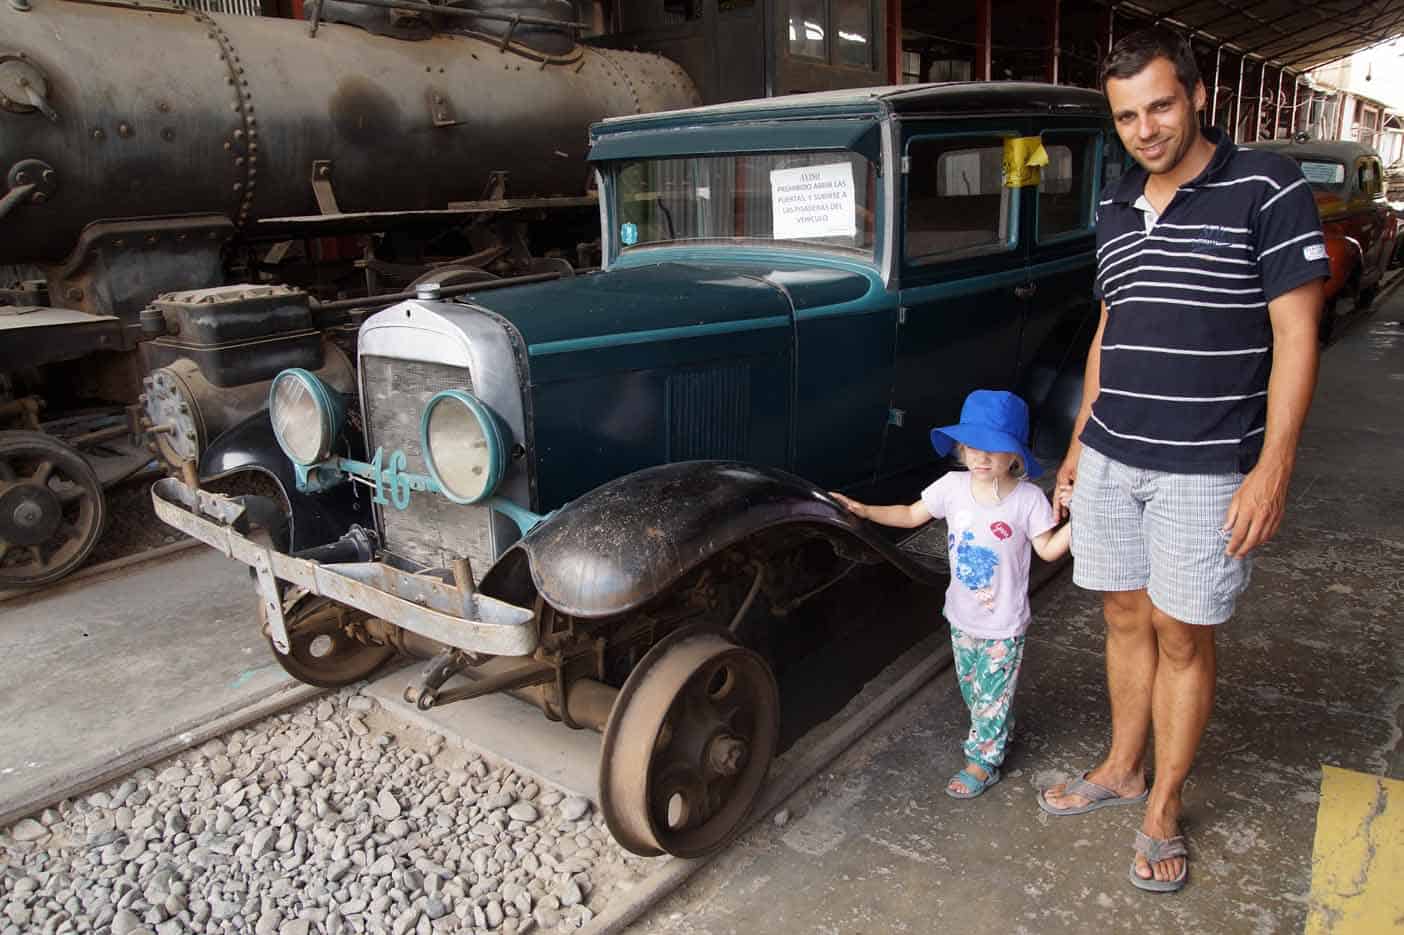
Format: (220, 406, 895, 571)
(599, 629, 779, 858)
(0, 431, 106, 588)
(261, 595, 395, 689)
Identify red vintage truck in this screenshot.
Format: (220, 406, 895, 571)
(1249, 138, 1399, 342)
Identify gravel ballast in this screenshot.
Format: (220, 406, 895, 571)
(0, 688, 660, 935)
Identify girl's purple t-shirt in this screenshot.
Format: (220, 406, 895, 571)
(920, 472, 1056, 640)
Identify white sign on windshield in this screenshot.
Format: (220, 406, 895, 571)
(770, 163, 857, 240)
(1300, 161, 1345, 185)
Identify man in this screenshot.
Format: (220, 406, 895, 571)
(1039, 27, 1327, 893)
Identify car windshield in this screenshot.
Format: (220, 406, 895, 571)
(614, 150, 878, 257)
(1296, 159, 1347, 192)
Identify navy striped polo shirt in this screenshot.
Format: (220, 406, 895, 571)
(1087, 127, 1329, 474)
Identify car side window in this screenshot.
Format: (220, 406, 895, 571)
(1037, 133, 1096, 240)
(1367, 159, 1382, 198)
(1357, 158, 1380, 198)
(904, 136, 1014, 263)
(1102, 134, 1127, 193)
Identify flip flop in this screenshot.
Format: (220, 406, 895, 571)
(1128, 830, 1188, 893)
(946, 764, 1001, 799)
(1037, 770, 1149, 816)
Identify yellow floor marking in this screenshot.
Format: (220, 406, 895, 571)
(1305, 764, 1403, 935)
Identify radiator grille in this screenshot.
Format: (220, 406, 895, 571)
(360, 355, 495, 576)
(176, 0, 265, 15)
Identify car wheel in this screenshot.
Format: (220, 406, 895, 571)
(1319, 297, 1338, 346)
(1355, 284, 1378, 311)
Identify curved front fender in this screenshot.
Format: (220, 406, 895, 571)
(200, 412, 371, 552)
(493, 460, 945, 619)
(1323, 233, 1360, 300)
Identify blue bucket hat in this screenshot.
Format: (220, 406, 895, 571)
(929, 389, 1044, 479)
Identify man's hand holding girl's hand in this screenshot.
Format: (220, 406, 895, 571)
(1054, 446, 1080, 522)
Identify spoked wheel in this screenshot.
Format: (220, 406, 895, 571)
(0, 431, 107, 588)
(599, 629, 779, 858)
(261, 594, 396, 688)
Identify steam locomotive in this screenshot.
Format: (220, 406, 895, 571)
(0, 0, 699, 585)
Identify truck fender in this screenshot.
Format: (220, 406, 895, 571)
(199, 411, 371, 552)
(481, 460, 946, 619)
(1021, 361, 1087, 468)
(1323, 233, 1361, 301)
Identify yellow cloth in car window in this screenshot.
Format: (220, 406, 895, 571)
(1002, 137, 1050, 188)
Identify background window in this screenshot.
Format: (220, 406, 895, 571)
(788, 0, 827, 60)
(1101, 135, 1126, 192)
(1038, 135, 1093, 239)
(905, 138, 1012, 261)
(835, 0, 871, 68)
(902, 51, 922, 84)
(661, 0, 701, 22)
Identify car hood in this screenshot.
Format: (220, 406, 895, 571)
(1314, 189, 1350, 222)
(461, 262, 798, 355)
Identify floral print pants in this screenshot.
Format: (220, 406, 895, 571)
(950, 626, 1026, 771)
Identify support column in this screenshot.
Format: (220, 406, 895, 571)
(1211, 45, 1223, 129)
(1047, 0, 1061, 84)
(1274, 68, 1284, 139)
(1291, 74, 1301, 135)
(886, 0, 902, 85)
(975, 0, 992, 81)
(1255, 59, 1266, 141)
(1233, 53, 1246, 142)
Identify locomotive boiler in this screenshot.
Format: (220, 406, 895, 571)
(0, 0, 698, 265)
(0, 0, 698, 586)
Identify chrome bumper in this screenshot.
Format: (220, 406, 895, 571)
(151, 478, 538, 657)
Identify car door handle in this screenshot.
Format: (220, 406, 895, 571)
(1014, 283, 1037, 300)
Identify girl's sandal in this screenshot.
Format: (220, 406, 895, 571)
(945, 764, 1001, 799)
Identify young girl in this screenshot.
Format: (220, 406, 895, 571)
(831, 389, 1070, 799)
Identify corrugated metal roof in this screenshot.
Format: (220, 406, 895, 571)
(1120, 0, 1404, 70)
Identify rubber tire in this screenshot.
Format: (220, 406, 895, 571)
(1355, 284, 1378, 311)
(1319, 297, 1339, 346)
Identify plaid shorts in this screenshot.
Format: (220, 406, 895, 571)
(1070, 445, 1252, 626)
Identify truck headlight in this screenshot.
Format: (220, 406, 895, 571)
(269, 369, 344, 466)
(421, 390, 507, 504)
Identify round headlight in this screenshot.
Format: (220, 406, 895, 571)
(421, 390, 507, 504)
(269, 369, 344, 466)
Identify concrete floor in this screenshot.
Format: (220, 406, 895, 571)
(628, 304, 1404, 933)
(1, 296, 1398, 933)
(0, 549, 316, 826)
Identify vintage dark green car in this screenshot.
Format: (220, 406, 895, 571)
(154, 82, 1117, 858)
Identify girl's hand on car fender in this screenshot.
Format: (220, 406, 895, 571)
(828, 491, 865, 518)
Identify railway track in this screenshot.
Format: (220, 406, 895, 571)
(0, 520, 1076, 935)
